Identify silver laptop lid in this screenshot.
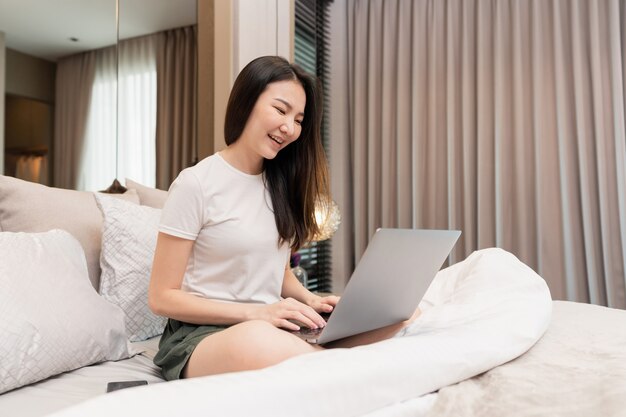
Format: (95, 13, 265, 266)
(317, 228, 461, 344)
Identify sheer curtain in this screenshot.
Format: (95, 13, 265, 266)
(118, 35, 158, 187)
(77, 46, 117, 191)
(330, 0, 626, 308)
(75, 35, 157, 191)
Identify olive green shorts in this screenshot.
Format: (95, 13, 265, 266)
(154, 319, 230, 380)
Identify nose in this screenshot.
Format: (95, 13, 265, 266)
(280, 121, 295, 137)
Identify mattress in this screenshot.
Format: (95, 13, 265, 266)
(427, 300, 626, 416)
(0, 337, 164, 417)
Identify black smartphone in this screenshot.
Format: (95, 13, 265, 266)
(106, 380, 148, 393)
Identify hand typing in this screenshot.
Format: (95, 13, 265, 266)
(306, 294, 340, 315)
(256, 297, 327, 331)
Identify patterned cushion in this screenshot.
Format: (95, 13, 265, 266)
(94, 193, 166, 341)
(0, 230, 129, 394)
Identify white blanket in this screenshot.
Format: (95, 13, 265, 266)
(51, 248, 552, 417)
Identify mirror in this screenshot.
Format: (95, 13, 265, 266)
(117, 0, 197, 190)
(0, 0, 117, 187)
(0, 0, 197, 191)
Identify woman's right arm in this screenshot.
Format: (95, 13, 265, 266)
(148, 232, 324, 329)
(148, 232, 253, 325)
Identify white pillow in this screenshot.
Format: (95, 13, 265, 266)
(94, 193, 166, 342)
(0, 230, 129, 394)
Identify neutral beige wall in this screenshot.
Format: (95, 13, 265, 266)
(3, 48, 54, 180)
(4, 96, 52, 150)
(208, 0, 293, 155)
(196, 0, 295, 158)
(4, 96, 52, 180)
(5, 48, 55, 103)
(212, 0, 232, 153)
(198, 0, 215, 160)
(0, 32, 5, 175)
(232, 0, 292, 76)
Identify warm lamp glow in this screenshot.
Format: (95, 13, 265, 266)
(312, 199, 341, 242)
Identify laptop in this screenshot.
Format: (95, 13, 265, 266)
(292, 228, 461, 344)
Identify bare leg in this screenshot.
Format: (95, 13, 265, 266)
(183, 320, 323, 378)
(324, 307, 421, 349)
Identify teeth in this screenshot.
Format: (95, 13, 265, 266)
(269, 134, 284, 145)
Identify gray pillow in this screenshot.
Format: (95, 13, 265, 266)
(0, 175, 139, 290)
(125, 178, 168, 209)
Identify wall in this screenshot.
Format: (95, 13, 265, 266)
(207, 0, 293, 155)
(211, 0, 233, 155)
(0, 31, 5, 175)
(232, 0, 291, 77)
(3, 96, 52, 183)
(3, 48, 55, 182)
(5, 48, 55, 102)
(197, 0, 215, 160)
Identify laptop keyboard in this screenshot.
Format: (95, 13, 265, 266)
(299, 327, 323, 336)
(291, 312, 332, 336)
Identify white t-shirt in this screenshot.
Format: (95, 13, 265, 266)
(159, 153, 290, 305)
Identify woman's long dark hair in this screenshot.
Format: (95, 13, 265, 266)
(224, 56, 329, 251)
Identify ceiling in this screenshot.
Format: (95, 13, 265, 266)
(0, 0, 197, 61)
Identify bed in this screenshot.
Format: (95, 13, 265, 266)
(1, 174, 625, 417)
(0, 338, 164, 417)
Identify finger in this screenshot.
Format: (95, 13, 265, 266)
(283, 298, 326, 327)
(301, 307, 328, 328)
(322, 295, 340, 306)
(278, 319, 301, 331)
(289, 311, 320, 329)
(319, 303, 334, 313)
(317, 297, 339, 313)
(311, 302, 332, 314)
(292, 307, 325, 328)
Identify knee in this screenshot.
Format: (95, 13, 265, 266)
(228, 320, 276, 352)
(229, 320, 306, 367)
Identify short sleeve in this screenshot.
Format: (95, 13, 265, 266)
(159, 169, 204, 240)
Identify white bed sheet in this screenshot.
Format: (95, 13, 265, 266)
(0, 337, 164, 417)
(50, 248, 553, 417)
(427, 300, 626, 417)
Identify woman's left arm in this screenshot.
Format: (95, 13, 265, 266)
(281, 264, 339, 314)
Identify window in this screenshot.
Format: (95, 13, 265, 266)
(294, 0, 332, 292)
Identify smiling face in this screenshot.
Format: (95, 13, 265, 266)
(237, 79, 307, 162)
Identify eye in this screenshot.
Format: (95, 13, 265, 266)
(275, 107, 286, 115)
(295, 119, 303, 126)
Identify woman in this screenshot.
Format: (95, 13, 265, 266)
(149, 56, 412, 380)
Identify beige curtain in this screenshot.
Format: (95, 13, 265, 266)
(53, 52, 96, 189)
(330, 0, 626, 308)
(155, 25, 198, 190)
